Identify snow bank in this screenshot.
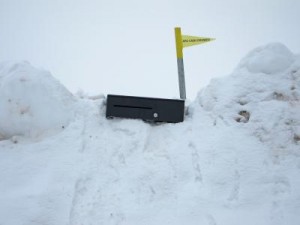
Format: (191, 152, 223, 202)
(0, 61, 76, 139)
(191, 43, 300, 156)
(0, 43, 300, 225)
(239, 43, 295, 74)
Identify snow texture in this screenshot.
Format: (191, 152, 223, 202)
(0, 61, 76, 139)
(0, 43, 299, 225)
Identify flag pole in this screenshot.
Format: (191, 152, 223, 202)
(175, 27, 186, 100)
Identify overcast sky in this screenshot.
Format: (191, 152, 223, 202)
(1, 0, 299, 100)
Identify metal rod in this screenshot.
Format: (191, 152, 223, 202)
(175, 27, 186, 100)
(177, 58, 186, 99)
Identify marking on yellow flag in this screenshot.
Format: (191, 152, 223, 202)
(182, 35, 215, 48)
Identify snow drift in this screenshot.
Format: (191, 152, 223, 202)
(0, 61, 76, 139)
(0, 43, 299, 225)
(191, 43, 300, 156)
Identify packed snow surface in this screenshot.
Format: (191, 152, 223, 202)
(0, 43, 300, 225)
(0, 61, 75, 139)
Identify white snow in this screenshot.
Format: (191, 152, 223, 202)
(239, 43, 295, 74)
(0, 43, 299, 225)
(0, 61, 76, 139)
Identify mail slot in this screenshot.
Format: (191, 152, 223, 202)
(106, 94, 185, 123)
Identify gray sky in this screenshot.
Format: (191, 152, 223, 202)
(1, 0, 299, 100)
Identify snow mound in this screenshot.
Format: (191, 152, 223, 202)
(0, 44, 300, 225)
(0, 61, 76, 139)
(238, 43, 295, 74)
(192, 43, 300, 156)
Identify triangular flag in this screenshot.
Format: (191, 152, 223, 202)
(182, 35, 215, 48)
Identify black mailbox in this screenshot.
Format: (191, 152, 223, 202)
(106, 94, 185, 123)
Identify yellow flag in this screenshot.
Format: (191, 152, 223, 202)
(182, 35, 215, 48)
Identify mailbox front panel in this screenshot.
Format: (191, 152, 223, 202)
(106, 95, 184, 123)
